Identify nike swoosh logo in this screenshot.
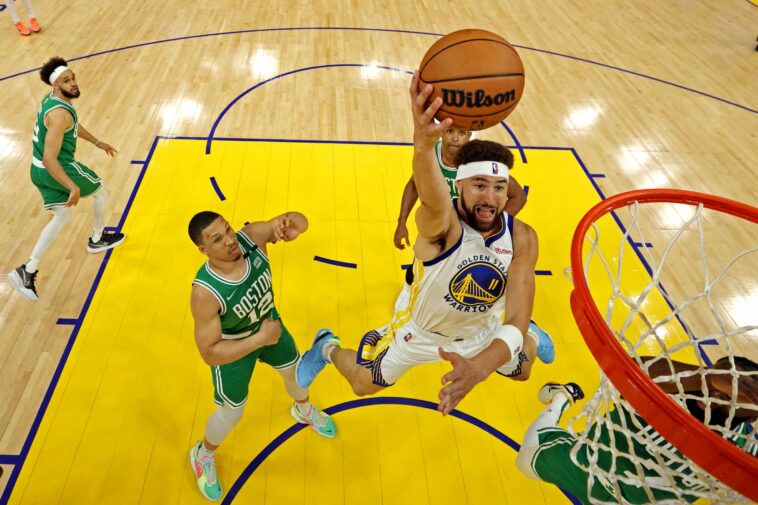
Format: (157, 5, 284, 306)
(226, 289, 237, 301)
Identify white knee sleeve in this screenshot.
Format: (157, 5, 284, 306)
(27, 206, 73, 271)
(204, 403, 245, 447)
(91, 186, 108, 238)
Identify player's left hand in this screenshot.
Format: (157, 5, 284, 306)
(437, 347, 485, 415)
(274, 214, 300, 242)
(98, 141, 118, 157)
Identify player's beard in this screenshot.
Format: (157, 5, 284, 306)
(459, 193, 501, 232)
(61, 87, 80, 99)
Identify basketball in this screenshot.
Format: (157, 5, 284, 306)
(418, 29, 525, 131)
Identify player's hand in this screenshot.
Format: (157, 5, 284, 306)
(437, 347, 486, 415)
(97, 141, 118, 157)
(409, 72, 452, 149)
(273, 214, 300, 242)
(258, 318, 282, 346)
(393, 222, 410, 250)
(65, 186, 81, 207)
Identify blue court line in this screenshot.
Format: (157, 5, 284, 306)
(0, 136, 159, 505)
(589, 173, 606, 179)
(205, 64, 414, 154)
(698, 339, 720, 346)
(130, 159, 146, 165)
(209, 176, 226, 201)
(222, 396, 581, 505)
(535, 270, 553, 276)
(570, 147, 713, 367)
(55, 318, 78, 326)
(631, 241, 654, 248)
(500, 121, 526, 163)
(104, 226, 119, 232)
(0, 454, 20, 465)
(523, 185, 530, 196)
(1, 26, 754, 115)
(313, 256, 357, 269)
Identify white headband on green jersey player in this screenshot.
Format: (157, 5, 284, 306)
(455, 160, 509, 181)
(48, 66, 69, 85)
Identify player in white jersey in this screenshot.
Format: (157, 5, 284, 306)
(296, 73, 553, 415)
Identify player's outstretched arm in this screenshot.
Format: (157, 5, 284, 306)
(191, 285, 282, 366)
(409, 72, 456, 243)
(243, 211, 309, 252)
(78, 124, 118, 156)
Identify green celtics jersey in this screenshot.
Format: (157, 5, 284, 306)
(192, 231, 278, 339)
(32, 92, 78, 167)
(577, 407, 756, 503)
(434, 139, 459, 198)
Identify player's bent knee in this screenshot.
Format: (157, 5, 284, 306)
(515, 447, 540, 480)
(351, 380, 384, 397)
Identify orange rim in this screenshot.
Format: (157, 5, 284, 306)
(570, 189, 758, 501)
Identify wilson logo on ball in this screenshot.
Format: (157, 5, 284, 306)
(441, 88, 517, 108)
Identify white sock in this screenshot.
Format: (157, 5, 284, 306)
(322, 342, 338, 363)
(295, 401, 312, 416)
(19, 0, 36, 18)
(198, 443, 215, 460)
(5, 1, 21, 23)
(91, 187, 108, 243)
(26, 206, 73, 273)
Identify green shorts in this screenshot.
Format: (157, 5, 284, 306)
(531, 428, 696, 505)
(30, 160, 102, 209)
(211, 321, 300, 408)
(531, 428, 593, 504)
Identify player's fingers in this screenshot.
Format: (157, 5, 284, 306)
(409, 71, 420, 99)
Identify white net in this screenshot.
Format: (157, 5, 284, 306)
(568, 197, 758, 504)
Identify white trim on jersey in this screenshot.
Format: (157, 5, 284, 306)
(204, 245, 252, 286)
(192, 279, 227, 315)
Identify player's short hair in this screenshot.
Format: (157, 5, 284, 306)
(188, 211, 222, 245)
(454, 139, 514, 169)
(40, 57, 69, 85)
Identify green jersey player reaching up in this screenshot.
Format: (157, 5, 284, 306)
(187, 211, 339, 502)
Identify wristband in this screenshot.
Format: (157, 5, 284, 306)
(95, 140, 101, 147)
(493, 324, 523, 356)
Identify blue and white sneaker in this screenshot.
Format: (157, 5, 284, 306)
(295, 328, 340, 388)
(528, 322, 555, 364)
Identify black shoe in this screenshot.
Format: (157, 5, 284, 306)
(538, 382, 585, 405)
(8, 264, 39, 300)
(87, 231, 126, 253)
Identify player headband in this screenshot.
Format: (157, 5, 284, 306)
(455, 160, 509, 181)
(49, 66, 69, 85)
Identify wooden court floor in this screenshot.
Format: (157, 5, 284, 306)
(0, 1, 756, 503)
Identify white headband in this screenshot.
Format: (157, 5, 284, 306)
(49, 66, 69, 85)
(455, 160, 509, 181)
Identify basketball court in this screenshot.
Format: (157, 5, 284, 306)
(0, 1, 756, 504)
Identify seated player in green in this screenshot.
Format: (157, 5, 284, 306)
(187, 211, 339, 502)
(517, 356, 758, 504)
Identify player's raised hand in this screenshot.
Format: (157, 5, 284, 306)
(409, 72, 452, 149)
(437, 347, 485, 416)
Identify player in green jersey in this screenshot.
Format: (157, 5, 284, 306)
(393, 124, 527, 250)
(187, 210, 338, 502)
(517, 356, 758, 504)
(7, 56, 124, 301)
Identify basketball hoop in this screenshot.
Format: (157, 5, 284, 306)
(569, 189, 758, 503)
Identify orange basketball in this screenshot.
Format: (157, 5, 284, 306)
(419, 29, 525, 131)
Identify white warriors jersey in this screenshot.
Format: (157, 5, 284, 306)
(406, 199, 515, 342)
